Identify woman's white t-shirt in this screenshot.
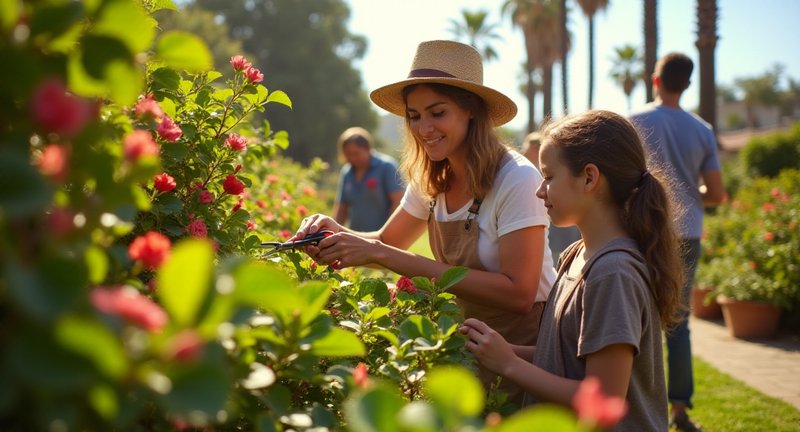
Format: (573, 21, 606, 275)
(401, 150, 556, 302)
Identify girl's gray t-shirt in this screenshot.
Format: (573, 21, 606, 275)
(531, 238, 668, 431)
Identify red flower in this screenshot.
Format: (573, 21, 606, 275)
(303, 185, 316, 197)
(366, 177, 378, 190)
(124, 130, 159, 162)
(198, 189, 214, 204)
(225, 133, 248, 151)
(247, 220, 257, 230)
(128, 231, 171, 269)
(134, 94, 163, 120)
(167, 330, 204, 362)
(37, 144, 69, 181)
(186, 219, 208, 237)
(266, 174, 280, 184)
(31, 78, 92, 137)
(764, 231, 775, 241)
(230, 55, 251, 72)
(154, 173, 176, 193)
(222, 174, 245, 195)
(244, 66, 263, 83)
(353, 362, 370, 389)
(157, 116, 182, 142)
(297, 205, 308, 217)
(90, 286, 168, 332)
(232, 198, 243, 212)
(47, 207, 74, 236)
(280, 229, 291, 239)
(396, 276, 417, 294)
(572, 376, 628, 430)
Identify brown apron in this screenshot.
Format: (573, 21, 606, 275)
(427, 198, 545, 408)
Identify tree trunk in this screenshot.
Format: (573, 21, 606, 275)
(527, 69, 537, 132)
(696, 0, 718, 135)
(543, 64, 553, 125)
(588, 16, 595, 109)
(644, 0, 658, 103)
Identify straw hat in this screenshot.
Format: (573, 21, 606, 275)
(369, 40, 517, 126)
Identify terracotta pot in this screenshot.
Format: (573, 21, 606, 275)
(691, 286, 722, 319)
(717, 296, 783, 339)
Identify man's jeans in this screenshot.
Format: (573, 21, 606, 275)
(667, 238, 701, 408)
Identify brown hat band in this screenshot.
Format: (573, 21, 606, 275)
(408, 68, 456, 79)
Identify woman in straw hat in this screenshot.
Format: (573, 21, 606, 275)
(294, 40, 557, 407)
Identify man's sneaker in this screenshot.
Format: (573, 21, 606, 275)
(670, 410, 703, 432)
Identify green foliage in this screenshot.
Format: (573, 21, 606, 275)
(739, 123, 800, 177)
(702, 169, 800, 310)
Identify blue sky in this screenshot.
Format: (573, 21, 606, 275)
(346, 0, 800, 131)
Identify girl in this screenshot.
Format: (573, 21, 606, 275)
(460, 110, 684, 430)
(294, 40, 557, 406)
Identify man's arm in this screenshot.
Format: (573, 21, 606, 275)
(700, 169, 726, 206)
(334, 203, 349, 225)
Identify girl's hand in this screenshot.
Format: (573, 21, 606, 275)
(293, 214, 342, 240)
(459, 318, 518, 376)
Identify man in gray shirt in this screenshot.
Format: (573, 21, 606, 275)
(630, 52, 726, 432)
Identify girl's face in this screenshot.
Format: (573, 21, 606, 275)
(536, 142, 586, 227)
(405, 85, 471, 162)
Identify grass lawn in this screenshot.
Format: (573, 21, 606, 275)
(411, 230, 800, 430)
(688, 356, 800, 431)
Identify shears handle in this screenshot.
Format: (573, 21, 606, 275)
(286, 230, 334, 248)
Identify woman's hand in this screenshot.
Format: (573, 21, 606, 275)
(459, 318, 518, 376)
(312, 232, 383, 269)
(293, 214, 343, 240)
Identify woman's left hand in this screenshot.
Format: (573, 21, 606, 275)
(459, 318, 518, 376)
(313, 231, 382, 269)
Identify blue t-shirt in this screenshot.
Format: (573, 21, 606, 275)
(336, 152, 404, 231)
(630, 105, 721, 239)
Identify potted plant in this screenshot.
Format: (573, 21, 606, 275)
(692, 261, 722, 320)
(705, 169, 800, 338)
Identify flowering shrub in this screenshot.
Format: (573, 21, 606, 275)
(701, 169, 800, 310)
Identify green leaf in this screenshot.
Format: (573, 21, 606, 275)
(5, 256, 86, 323)
(93, 0, 155, 53)
(399, 315, 437, 341)
(161, 361, 230, 416)
(55, 315, 128, 379)
(155, 31, 212, 72)
(298, 281, 332, 326)
(88, 384, 119, 420)
(154, 193, 183, 215)
(0, 150, 52, 217)
(424, 367, 484, 418)
(233, 261, 297, 322)
(1, 0, 20, 30)
(344, 384, 405, 432)
(273, 130, 289, 150)
(397, 401, 442, 432)
(266, 90, 292, 108)
(151, 0, 178, 12)
(69, 40, 143, 105)
(85, 245, 109, 284)
(8, 328, 96, 391)
(436, 266, 469, 291)
(157, 239, 214, 327)
(310, 328, 366, 357)
(28, 1, 84, 40)
(151, 67, 181, 92)
(496, 405, 577, 431)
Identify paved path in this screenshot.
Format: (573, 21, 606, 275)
(690, 315, 800, 409)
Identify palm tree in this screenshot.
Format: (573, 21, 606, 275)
(575, 0, 609, 109)
(449, 9, 502, 62)
(696, 0, 718, 133)
(502, 0, 564, 129)
(643, 0, 657, 103)
(610, 44, 643, 112)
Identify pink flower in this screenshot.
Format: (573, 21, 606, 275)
(225, 133, 248, 151)
(266, 174, 280, 184)
(396, 276, 417, 294)
(303, 185, 316, 196)
(244, 66, 263, 83)
(154, 173, 177, 193)
(353, 363, 370, 389)
(366, 177, 378, 190)
(134, 94, 163, 120)
(186, 219, 208, 237)
(297, 205, 308, 217)
(280, 229, 291, 239)
(90, 286, 168, 332)
(764, 231, 775, 241)
(37, 144, 69, 181)
(230, 55, 251, 72)
(31, 78, 92, 137)
(128, 231, 171, 269)
(157, 116, 182, 142)
(167, 330, 204, 362)
(280, 190, 292, 201)
(198, 189, 214, 204)
(123, 130, 159, 162)
(222, 174, 245, 195)
(572, 376, 628, 430)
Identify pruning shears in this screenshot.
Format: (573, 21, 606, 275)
(259, 230, 334, 257)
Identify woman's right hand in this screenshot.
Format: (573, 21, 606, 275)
(293, 214, 342, 241)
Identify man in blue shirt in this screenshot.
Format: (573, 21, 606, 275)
(334, 127, 404, 231)
(630, 52, 726, 432)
